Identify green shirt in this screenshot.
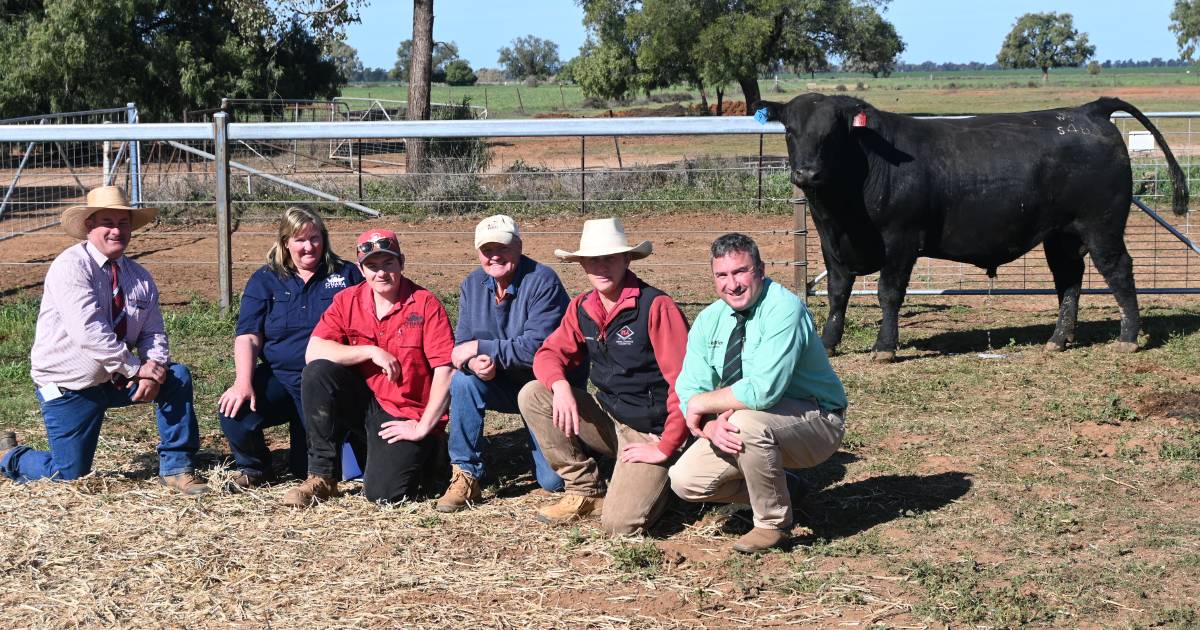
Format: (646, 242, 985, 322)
(677, 278, 848, 415)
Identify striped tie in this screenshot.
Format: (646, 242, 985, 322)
(720, 310, 747, 387)
(109, 261, 127, 341)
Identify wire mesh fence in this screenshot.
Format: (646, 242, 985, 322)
(0, 105, 1197, 306)
(0, 105, 139, 241)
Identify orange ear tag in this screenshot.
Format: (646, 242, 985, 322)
(852, 111, 868, 128)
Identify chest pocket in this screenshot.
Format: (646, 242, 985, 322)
(265, 292, 298, 336)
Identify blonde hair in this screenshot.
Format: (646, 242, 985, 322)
(265, 206, 347, 276)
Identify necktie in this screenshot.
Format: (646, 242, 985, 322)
(109, 261, 127, 341)
(720, 310, 747, 387)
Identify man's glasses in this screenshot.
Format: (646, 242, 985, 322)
(357, 237, 399, 257)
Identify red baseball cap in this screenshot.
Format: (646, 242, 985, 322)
(355, 229, 402, 263)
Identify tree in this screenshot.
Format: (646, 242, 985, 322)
(0, 0, 346, 121)
(1170, 0, 1200, 62)
(497, 35, 561, 79)
(444, 59, 477, 86)
(996, 12, 1095, 83)
(576, 0, 903, 110)
(841, 6, 906, 78)
(326, 39, 363, 84)
(391, 39, 459, 82)
(407, 0, 433, 173)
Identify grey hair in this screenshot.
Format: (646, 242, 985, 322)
(710, 233, 763, 269)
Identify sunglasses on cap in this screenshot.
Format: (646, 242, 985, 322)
(357, 236, 400, 257)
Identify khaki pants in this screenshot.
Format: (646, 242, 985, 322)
(518, 381, 672, 535)
(668, 398, 845, 530)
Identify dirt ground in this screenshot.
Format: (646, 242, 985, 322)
(0, 213, 804, 306)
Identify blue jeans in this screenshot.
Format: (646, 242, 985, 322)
(218, 364, 307, 480)
(448, 369, 562, 492)
(1, 363, 200, 482)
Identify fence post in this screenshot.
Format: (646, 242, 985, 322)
(580, 136, 586, 213)
(126, 102, 141, 207)
(756, 134, 764, 212)
(213, 112, 233, 314)
(792, 185, 808, 302)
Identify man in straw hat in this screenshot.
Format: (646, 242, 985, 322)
(436, 214, 579, 513)
(668, 233, 847, 553)
(517, 218, 690, 534)
(283, 228, 455, 507)
(0, 186, 208, 494)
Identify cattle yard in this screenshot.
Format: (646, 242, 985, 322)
(0, 83, 1199, 628)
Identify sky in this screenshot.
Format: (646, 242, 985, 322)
(345, 1, 1182, 71)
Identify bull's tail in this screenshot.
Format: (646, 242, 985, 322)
(1090, 97, 1189, 215)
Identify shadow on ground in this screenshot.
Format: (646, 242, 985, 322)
(902, 312, 1200, 355)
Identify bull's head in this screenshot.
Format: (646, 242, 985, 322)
(754, 94, 875, 189)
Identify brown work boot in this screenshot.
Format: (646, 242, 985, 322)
(0, 431, 17, 464)
(225, 469, 275, 493)
(732, 527, 789, 554)
(159, 471, 210, 496)
(536, 494, 604, 525)
(436, 466, 482, 513)
(281, 474, 339, 508)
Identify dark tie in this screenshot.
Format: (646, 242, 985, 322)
(720, 310, 747, 387)
(109, 261, 127, 341)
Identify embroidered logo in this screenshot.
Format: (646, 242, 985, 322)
(614, 325, 635, 346)
(324, 273, 347, 289)
(400, 312, 424, 331)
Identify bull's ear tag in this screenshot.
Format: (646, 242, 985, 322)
(852, 111, 868, 128)
(754, 107, 770, 124)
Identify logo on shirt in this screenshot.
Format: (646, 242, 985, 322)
(324, 274, 347, 290)
(614, 325, 635, 346)
(401, 312, 424, 330)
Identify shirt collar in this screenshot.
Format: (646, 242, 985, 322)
(83, 241, 122, 270)
(359, 275, 416, 319)
(481, 255, 531, 298)
(584, 270, 641, 314)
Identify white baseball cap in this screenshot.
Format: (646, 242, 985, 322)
(474, 214, 520, 249)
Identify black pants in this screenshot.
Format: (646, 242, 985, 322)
(301, 359, 441, 503)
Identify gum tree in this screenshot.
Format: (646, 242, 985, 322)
(996, 12, 1095, 83)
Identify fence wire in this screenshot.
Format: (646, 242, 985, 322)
(0, 105, 1197, 304)
(0, 106, 137, 241)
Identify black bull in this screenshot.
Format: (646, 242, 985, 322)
(757, 94, 1189, 361)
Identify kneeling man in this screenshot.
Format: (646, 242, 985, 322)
(669, 233, 848, 553)
(518, 218, 689, 534)
(0, 186, 206, 494)
(283, 229, 454, 507)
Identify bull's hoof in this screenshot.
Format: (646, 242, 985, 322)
(1044, 341, 1066, 353)
(1114, 341, 1139, 354)
(870, 350, 896, 363)
(825, 347, 836, 358)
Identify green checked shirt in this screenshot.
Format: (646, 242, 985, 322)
(677, 278, 847, 416)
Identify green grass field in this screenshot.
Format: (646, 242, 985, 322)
(341, 66, 1200, 118)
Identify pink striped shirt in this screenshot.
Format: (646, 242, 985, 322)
(30, 242, 169, 390)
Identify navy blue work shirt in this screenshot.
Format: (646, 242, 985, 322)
(235, 260, 363, 394)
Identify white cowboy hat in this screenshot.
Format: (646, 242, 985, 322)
(554, 218, 653, 262)
(61, 186, 157, 239)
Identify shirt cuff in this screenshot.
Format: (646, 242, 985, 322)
(476, 338, 497, 361)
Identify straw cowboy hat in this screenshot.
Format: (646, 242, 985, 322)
(61, 186, 157, 239)
(554, 218, 653, 262)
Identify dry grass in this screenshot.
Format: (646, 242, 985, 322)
(2, 295, 1200, 628)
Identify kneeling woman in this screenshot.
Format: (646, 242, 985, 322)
(218, 207, 362, 488)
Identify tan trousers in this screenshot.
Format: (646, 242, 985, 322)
(518, 381, 672, 535)
(668, 398, 845, 530)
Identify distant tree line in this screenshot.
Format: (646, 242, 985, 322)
(891, 58, 1190, 73)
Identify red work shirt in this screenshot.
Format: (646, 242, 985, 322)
(311, 277, 454, 420)
(533, 271, 690, 457)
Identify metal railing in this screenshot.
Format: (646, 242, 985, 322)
(1, 111, 1197, 312)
